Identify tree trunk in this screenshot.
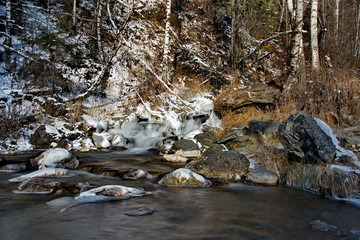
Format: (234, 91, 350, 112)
(163, 0, 172, 83)
(4, 0, 12, 70)
(311, 0, 320, 70)
(73, 0, 77, 27)
(231, 0, 239, 70)
(355, 1, 360, 57)
(335, 0, 340, 43)
(97, 0, 105, 63)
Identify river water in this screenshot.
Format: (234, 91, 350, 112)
(1, 151, 360, 240)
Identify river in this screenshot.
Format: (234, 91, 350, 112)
(0, 151, 359, 240)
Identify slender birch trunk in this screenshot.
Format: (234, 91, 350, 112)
(311, 0, 320, 70)
(97, 0, 105, 63)
(5, 0, 12, 48)
(73, 0, 77, 27)
(335, 0, 340, 43)
(163, 0, 172, 83)
(231, 0, 239, 70)
(355, 1, 360, 57)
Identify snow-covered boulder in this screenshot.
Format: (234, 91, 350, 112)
(9, 168, 71, 183)
(159, 168, 211, 187)
(123, 169, 152, 180)
(245, 168, 279, 185)
(75, 185, 150, 199)
(15, 178, 60, 194)
(278, 112, 359, 165)
(112, 134, 127, 148)
(30, 125, 63, 149)
(92, 133, 111, 149)
(31, 148, 78, 169)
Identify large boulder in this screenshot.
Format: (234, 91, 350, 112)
(170, 139, 201, 158)
(92, 133, 111, 149)
(159, 168, 211, 187)
(278, 112, 358, 164)
(245, 167, 279, 185)
(186, 150, 250, 182)
(30, 125, 63, 149)
(214, 83, 280, 117)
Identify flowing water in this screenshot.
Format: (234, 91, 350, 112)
(1, 152, 360, 240)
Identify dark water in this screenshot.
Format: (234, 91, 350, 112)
(1, 151, 360, 240)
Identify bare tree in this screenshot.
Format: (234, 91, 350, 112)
(163, 0, 172, 83)
(311, 0, 320, 70)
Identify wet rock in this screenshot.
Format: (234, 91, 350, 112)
(0, 163, 26, 173)
(350, 230, 360, 237)
(123, 169, 152, 179)
(30, 125, 60, 149)
(170, 139, 201, 158)
(214, 83, 280, 117)
(31, 148, 79, 169)
(163, 154, 189, 163)
(76, 185, 151, 199)
(186, 150, 250, 182)
(309, 220, 338, 233)
(159, 168, 211, 187)
(16, 178, 60, 194)
(125, 208, 155, 217)
(278, 112, 358, 164)
(92, 133, 111, 149)
(43, 99, 67, 117)
(194, 130, 217, 147)
(249, 119, 279, 137)
(245, 168, 279, 185)
(202, 144, 227, 156)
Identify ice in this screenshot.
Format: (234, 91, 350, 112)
(76, 185, 150, 199)
(9, 168, 71, 183)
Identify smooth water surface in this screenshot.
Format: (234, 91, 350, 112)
(1, 152, 360, 240)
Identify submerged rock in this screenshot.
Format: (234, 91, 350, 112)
(186, 150, 250, 182)
(31, 148, 79, 169)
(0, 163, 26, 173)
(278, 112, 358, 164)
(245, 168, 279, 185)
(159, 168, 211, 187)
(309, 220, 338, 233)
(125, 207, 155, 217)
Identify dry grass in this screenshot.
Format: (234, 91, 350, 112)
(219, 106, 267, 129)
(283, 163, 360, 198)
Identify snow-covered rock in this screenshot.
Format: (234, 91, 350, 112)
(112, 134, 127, 148)
(15, 178, 60, 194)
(31, 148, 78, 169)
(159, 168, 211, 187)
(163, 154, 189, 163)
(30, 125, 63, 149)
(92, 133, 111, 149)
(75, 185, 150, 199)
(0, 163, 26, 173)
(123, 169, 152, 180)
(9, 168, 71, 183)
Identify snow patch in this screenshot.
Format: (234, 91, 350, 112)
(9, 168, 71, 183)
(36, 148, 72, 169)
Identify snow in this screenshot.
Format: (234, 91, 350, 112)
(45, 125, 62, 141)
(159, 168, 211, 187)
(330, 165, 360, 175)
(75, 185, 150, 199)
(9, 168, 71, 183)
(36, 148, 72, 169)
(314, 118, 359, 165)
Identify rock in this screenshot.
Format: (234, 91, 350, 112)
(163, 154, 189, 163)
(123, 169, 152, 179)
(30, 125, 62, 149)
(309, 220, 337, 233)
(125, 208, 155, 217)
(217, 128, 250, 145)
(350, 230, 360, 237)
(9, 168, 71, 183)
(92, 133, 111, 149)
(159, 168, 211, 187)
(170, 139, 201, 158)
(43, 99, 67, 117)
(194, 130, 217, 147)
(82, 115, 103, 133)
(183, 88, 196, 100)
(16, 178, 60, 194)
(278, 112, 358, 164)
(249, 119, 279, 137)
(31, 148, 79, 169)
(214, 83, 280, 117)
(245, 168, 279, 185)
(103, 132, 114, 141)
(75, 185, 151, 199)
(202, 144, 227, 156)
(186, 150, 250, 182)
(112, 134, 127, 148)
(0, 163, 26, 173)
